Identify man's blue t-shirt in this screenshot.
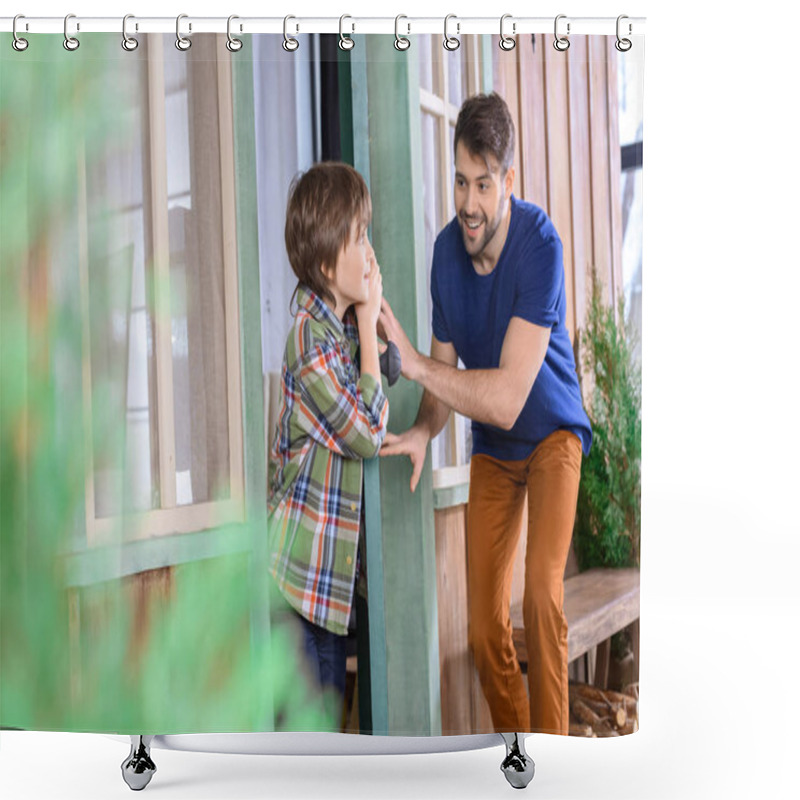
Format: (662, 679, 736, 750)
(431, 195, 592, 460)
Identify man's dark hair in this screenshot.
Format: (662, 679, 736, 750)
(453, 92, 516, 173)
(284, 162, 371, 307)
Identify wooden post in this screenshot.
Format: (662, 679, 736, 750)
(339, 45, 390, 736)
(231, 38, 273, 730)
(342, 36, 442, 737)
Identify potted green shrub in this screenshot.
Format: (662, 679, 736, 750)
(574, 268, 641, 570)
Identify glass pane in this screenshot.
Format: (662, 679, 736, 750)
(618, 48, 644, 146)
(88, 42, 157, 520)
(418, 33, 434, 93)
(164, 35, 231, 506)
(620, 167, 643, 363)
(447, 44, 465, 108)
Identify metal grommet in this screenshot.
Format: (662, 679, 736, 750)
(339, 15, 355, 51)
(283, 15, 299, 52)
(227, 15, 243, 52)
(394, 14, 410, 51)
(175, 13, 191, 51)
(12, 14, 29, 52)
(553, 14, 570, 52)
(443, 14, 460, 51)
(63, 13, 80, 51)
(615, 15, 633, 52)
(499, 14, 516, 51)
(121, 14, 139, 51)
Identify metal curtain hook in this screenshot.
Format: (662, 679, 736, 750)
(615, 15, 633, 52)
(227, 15, 243, 52)
(12, 14, 29, 52)
(63, 13, 80, 51)
(443, 14, 460, 51)
(122, 14, 139, 51)
(283, 15, 299, 51)
(499, 14, 516, 51)
(394, 14, 411, 51)
(176, 13, 191, 51)
(553, 14, 570, 52)
(339, 15, 355, 51)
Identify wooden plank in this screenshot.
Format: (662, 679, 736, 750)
(76, 143, 97, 543)
(90, 497, 244, 543)
(433, 482, 470, 510)
(492, 35, 523, 198)
(511, 567, 640, 665)
(543, 35, 576, 339)
(362, 36, 441, 737)
(517, 31, 548, 208)
(588, 36, 614, 302)
(479, 34, 494, 95)
(567, 36, 592, 339)
(231, 35, 273, 729)
(64, 524, 252, 588)
(594, 638, 611, 689)
(342, 42, 390, 737)
(606, 37, 624, 304)
(435, 505, 472, 734)
(146, 34, 178, 511)
(216, 35, 245, 507)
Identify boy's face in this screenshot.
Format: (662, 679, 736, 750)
(324, 218, 375, 317)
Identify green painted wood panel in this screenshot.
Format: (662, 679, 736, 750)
(64, 525, 251, 587)
(340, 41, 390, 737)
(362, 35, 442, 737)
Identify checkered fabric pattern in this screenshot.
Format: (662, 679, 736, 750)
(268, 285, 389, 635)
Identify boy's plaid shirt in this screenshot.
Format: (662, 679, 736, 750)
(267, 286, 389, 636)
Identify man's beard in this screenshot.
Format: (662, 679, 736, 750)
(460, 205, 504, 257)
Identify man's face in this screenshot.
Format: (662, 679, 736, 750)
(453, 141, 513, 259)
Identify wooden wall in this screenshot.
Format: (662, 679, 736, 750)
(435, 35, 621, 735)
(494, 33, 623, 333)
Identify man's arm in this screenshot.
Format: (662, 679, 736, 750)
(410, 337, 457, 437)
(380, 299, 550, 431)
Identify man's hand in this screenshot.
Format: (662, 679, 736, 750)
(378, 298, 421, 381)
(380, 426, 430, 493)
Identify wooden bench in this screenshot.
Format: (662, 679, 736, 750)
(510, 567, 640, 686)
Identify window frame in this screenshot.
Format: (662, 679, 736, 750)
(78, 34, 245, 546)
(418, 36, 483, 483)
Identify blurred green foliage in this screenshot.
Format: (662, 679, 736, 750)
(574, 268, 642, 570)
(1, 34, 332, 734)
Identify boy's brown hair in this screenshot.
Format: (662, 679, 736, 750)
(285, 162, 372, 306)
(453, 92, 516, 174)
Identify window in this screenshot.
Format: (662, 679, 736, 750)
(81, 35, 243, 544)
(418, 36, 483, 474)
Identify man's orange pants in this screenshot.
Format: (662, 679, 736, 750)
(467, 430, 582, 735)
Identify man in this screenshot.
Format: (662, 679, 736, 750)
(379, 92, 592, 735)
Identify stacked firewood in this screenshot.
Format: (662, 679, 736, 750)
(568, 682, 639, 737)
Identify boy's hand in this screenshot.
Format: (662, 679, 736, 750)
(380, 426, 430, 493)
(356, 258, 383, 328)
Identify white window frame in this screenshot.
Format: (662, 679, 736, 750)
(78, 35, 244, 546)
(419, 36, 482, 486)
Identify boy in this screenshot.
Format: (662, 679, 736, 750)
(267, 162, 388, 725)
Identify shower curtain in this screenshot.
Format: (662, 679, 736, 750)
(0, 27, 643, 739)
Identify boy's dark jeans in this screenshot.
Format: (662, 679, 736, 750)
(297, 613, 347, 725)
